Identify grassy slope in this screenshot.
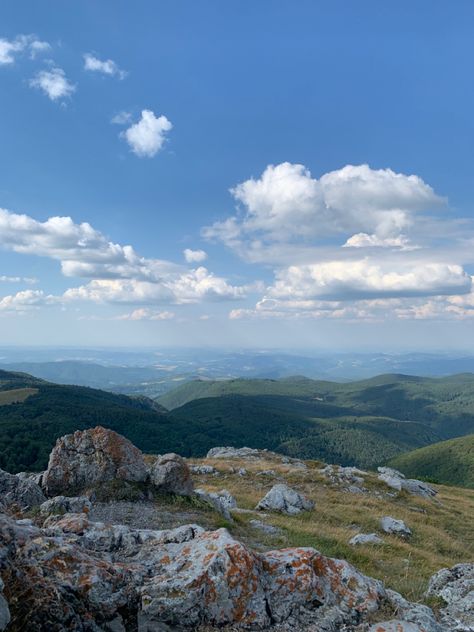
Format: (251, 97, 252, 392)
(389, 434, 474, 488)
(189, 452, 474, 602)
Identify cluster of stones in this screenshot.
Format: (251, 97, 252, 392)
(0, 429, 471, 632)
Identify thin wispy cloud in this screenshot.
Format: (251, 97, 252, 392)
(0, 34, 50, 65)
(30, 66, 76, 102)
(83, 53, 127, 79)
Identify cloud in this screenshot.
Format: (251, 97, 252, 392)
(0, 207, 251, 307)
(116, 308, 175, 321)
(266, 260, 471, 302)
(0, 34, 50, 65)
(0, 275, 37, 284)
(83, 53, 126, 79)
(0, 289, 54, 313)
(111, 111, 132, 125)
(121, 110, 172, 157)
(204, 163, 443, 257)
(343, 233, 414, 249)
(30, 66, 76, 101)
(183, 248, 208, 263)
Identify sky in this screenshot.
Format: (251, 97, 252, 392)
(1, 1, 474, 350)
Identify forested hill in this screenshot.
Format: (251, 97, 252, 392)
(1, 369, 474, 477)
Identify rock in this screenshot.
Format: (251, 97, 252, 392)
(206, 446, 264, 459)
(151, 453, 193, 496)
(377, 467, 437, 498)
(0, 511, 442, 631)
(426, 563, 474, 631)
(349, 533, 384, 546)
(249, 519, 282, 536)
(237, 467, 247, 476)
(194, 488, 236, 520)
(190, 464, 217, 475)
(16, 471, 44, 487)
(40, 495, 92, 516)
(256, 483, 314, 515)
(0, 578, 10, 632)
(42, 426, 148, 496)
(321, 464, 367, 485)
(0, 468, 46, 510)
(368, 622, 433, 631)
(381, 516, 412, 538)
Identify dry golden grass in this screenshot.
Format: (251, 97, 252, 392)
(0, 388, 38, 406)
(188, 454, 474, 602)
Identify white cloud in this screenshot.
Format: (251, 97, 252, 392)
(343, 233, 414, 249)
(0, 275, 37, 284)
(0, 289, 54, 313)
(121, 110, 172, 158)
(0, 34, 50, 65)
(267, 260, 471, 301)
(111, 111, 132, 125)
(83, 53, 126, 79)
(183, 248, 208, 263)
(30, 66, 76, 101)
(116, 308, 175, 321)
(204, 163, 443, 256)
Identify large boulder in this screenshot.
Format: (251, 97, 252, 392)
(195, 488, 237, 520)
(256, 483, 314, 515)
(0, 468, 46, 510)
(42, 426, 148, 496)
(40, 495, 92, 516)
(426, 563, 474, 631)
(150, 453, 193, 496)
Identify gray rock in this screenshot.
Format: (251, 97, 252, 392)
(42, 426, 148, 496)
(194, 488, 236, 520)
(377, 467, 437, 498)
(237, 467, 247, 476)
(151, 453, 193, 496)
(40, 495, 92, 516)
(256, 483, 314, 515)
(0, 578, 10, 632)
(206, 446, 264, 459)
(190, 464, 217, 475)
(381, 516, 412, 538)
(249, 519, 282, 536)
(0, 468, 46, 509)
(427, 563, 474, 631)
(368, 622, 435, 631)
(349, 533, 384, 546)
(16, 471, 44, 487)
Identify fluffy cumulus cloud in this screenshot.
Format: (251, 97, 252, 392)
(121, 110, 172, 158)
(30, 66, 76, 101)
(183, 248, 207, 263)
(0, 289, 55, 313)
(204, 162, 443, 253)
(0, 34, 50, 65)
(267, 260, 471, 301)
(0, 207, 250, 308)
(83, 53, 126, 79)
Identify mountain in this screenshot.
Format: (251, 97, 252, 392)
(389, 434, 474, 488)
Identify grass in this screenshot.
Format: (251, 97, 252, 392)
(0, 388, 38, 406)
(187, 453, 474, 602)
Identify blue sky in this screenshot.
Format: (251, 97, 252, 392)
(2, 1, 474, 350)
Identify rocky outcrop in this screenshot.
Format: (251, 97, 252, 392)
(0, 577, 9, 632)
(426, 563, 474, 631)
(0, 468, 46, 510)
(150, 452, 194, 496)
(377, 467, 437, 498)
(42, 426, 148, 496)
(195, 488, 236, 520)
(207, 446, 265, 459)
(190, 464, 217, 475)
(0, 510, 437, 631)
(256, 483, 314, 515)
(40, 495, 92, 516)
(349, 533, 384, 546)
(381, 516, 412, 538)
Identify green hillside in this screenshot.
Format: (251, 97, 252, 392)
(389, 434, 474, 488)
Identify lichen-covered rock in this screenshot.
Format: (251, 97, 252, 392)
(256, 483, 314, 515)
(368, 622, 433, 631)
(40, 495, 92, 516)
(426, 563, 474, 631)
(151, 453, 193, 496)
(0, 468, 46, 510)
(0, 510, 444, 631)
(349, 533, 384, 546)
(381, 516, 412, 538)
(42, 426, 148, 496)
(385, 588, 443, 631)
